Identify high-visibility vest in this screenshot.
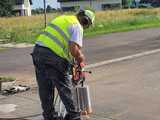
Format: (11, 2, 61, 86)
(36, 15, 83, 62)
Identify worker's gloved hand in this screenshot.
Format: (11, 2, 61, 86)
(80, 70, 86, 78)
(72, 62, 86, 82)
(80, 62, 86, 68)
(79, 62, 86, 79)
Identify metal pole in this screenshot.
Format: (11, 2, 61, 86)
(43, 0, 47, 28)
(90, 0, 92, 8)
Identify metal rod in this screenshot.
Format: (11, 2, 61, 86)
(90, 0, 92, 7)
(0, 82, 2, 92)
(43, 0, 47, 28)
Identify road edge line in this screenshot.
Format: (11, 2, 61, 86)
(86, 48, 160, 69)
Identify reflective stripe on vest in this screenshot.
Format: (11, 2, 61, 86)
(38, 34, 69, 60)
(36, 15, 81, 61)
(47, 23, 70, 42)
(38, 30, 70, 58)
(42, 31, 65, 50)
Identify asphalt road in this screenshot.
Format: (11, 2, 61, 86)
(87, 52, 160, 120)
(1, 49, 160, 120)
(84, 28, 160, 64)
(0, 28, 160, 86)
(0, 28, 160, 120)
(1, 28, 160, 68)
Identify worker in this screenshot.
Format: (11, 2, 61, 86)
(31, 9, 95, 120)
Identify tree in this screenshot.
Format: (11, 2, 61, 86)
(128, 0, 133, 7)
(122, 0, 133, 8)
(0, 0, 13, 17)
(122, 0, 128, 8)
(32, 8, 44, 14)
(46, 5, 52, 13)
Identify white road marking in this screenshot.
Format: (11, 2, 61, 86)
(86, 48, 160, 69)
(0, 104, 17, 113)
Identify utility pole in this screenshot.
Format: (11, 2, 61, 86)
(43, 0, 47, 28)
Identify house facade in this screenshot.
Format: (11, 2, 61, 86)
(12, 0, 32, 16)
(58, 0, 122, 11)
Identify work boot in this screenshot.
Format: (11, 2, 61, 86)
(43, 112, 59, 120)
(43, 115, 60, 120)
(64, 112, 81, 120)
(43, 114, 53, 120)
(64, 114, 70, 120)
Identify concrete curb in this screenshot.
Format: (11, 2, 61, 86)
(0, 43, 33, 48)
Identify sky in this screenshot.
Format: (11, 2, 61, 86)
(32, 0, 60, 9)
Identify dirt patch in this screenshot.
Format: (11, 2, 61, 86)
(0, 71, 37, 88)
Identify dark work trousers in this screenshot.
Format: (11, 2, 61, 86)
(31, 45, 81, 120)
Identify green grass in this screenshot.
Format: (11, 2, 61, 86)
(85, 15, 160, 37)
(0, 8, 160, 43)
(0, 76, 15, 82)
(0, 47, 7, 52)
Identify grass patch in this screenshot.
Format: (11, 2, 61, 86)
(0, 76, 15, 82)
(0, 47, 8, 52)
(0, 8, 160, 43)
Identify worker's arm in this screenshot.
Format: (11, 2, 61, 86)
(69, 42, 85, 64)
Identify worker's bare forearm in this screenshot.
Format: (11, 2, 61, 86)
(75, 50, 85, 63)
(69, 42, 85, 63)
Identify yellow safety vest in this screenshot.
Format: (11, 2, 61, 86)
(36, 15, 83, 62)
